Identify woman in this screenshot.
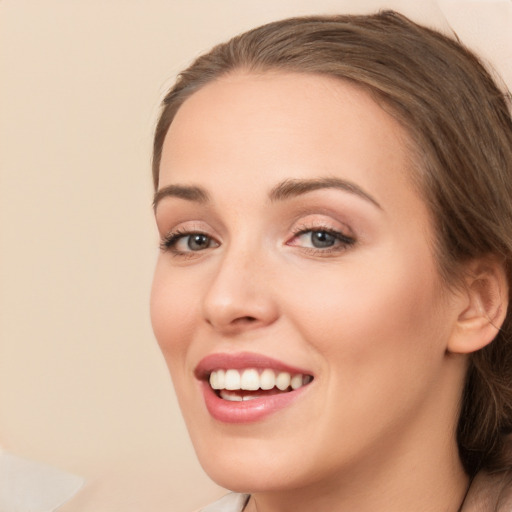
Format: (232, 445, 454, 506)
(150, 11, 512, 512)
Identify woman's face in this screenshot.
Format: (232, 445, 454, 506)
(151, 72, 464, 492)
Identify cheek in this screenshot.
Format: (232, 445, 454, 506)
(282, 250, 448, 378)
(274, 253, 452, 460)
(150, 259, 198, 369)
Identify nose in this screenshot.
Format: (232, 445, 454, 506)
(202, 245, 279, 335)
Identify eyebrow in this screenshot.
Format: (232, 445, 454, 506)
(153, 184, 210, 210)
(153, 177, 381, 211)
(269, 177, 382, 209)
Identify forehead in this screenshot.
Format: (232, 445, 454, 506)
(159, 71, 420, 215)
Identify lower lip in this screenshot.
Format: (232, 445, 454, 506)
(200, 381, 310, 423)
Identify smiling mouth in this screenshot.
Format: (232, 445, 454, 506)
(209, 368, 314, 402)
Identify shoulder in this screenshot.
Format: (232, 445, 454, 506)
(464, 470, 512, 511)
(197, 493, 250, 512)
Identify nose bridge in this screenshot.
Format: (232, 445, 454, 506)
(202, 237, 277, 332)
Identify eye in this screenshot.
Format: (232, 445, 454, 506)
(289, 227, 355, 253)
(161, 230, 219, 254)
(301, 230, 338, 248)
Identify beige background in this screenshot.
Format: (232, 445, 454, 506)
(0, 1, 510, 511)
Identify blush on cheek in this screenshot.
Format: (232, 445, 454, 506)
(150, 278, 189, 350)
(291, 255, 441, 368)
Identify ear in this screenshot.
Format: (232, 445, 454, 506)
(448, 257, 509, 354)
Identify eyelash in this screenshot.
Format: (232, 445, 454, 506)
(288, 224, 356, 254)
(159, 228, 219, 256)
(160, 225, 356, 257)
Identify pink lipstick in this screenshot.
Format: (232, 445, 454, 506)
(195, 352, 314, 423)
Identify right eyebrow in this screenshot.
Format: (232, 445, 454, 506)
(153, 184, 210, 210)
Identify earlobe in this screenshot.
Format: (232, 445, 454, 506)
(448, 258, 509, 354)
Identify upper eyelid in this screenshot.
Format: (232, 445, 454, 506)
(159, 212, 357, 241)
(289, 216, 354, 236)
(286, 215, 358, 247)
(163, 228, 218, 243)
(159, 219, 216, 236)
(159, 219, 218, 243)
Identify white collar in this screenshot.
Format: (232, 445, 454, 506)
(200, 493, 250, 512)
(0, 451, 84, 512)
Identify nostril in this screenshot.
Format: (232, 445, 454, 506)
(234, 316, 258, 324)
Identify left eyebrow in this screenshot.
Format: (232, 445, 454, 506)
(269, 177, 382, 209)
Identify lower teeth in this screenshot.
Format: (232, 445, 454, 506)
(219, 389, 288, 402)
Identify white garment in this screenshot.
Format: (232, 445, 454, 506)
(200, 493, 250, 512)
(0, 451, 84, 512)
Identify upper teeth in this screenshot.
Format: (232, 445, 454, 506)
(209, 368, 311, 391)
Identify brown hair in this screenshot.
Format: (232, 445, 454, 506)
(152, 10, 512, 476)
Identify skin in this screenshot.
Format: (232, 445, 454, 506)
(151, 72, 471, 512)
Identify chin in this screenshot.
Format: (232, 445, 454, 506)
(201, 459, 300, 494)
(191, 435, 303, 493)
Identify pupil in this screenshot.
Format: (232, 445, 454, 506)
(188, 234, 209, 250)
(312, 231, 335, 248)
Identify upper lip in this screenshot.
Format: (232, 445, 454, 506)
(194, 351, 313, 380)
